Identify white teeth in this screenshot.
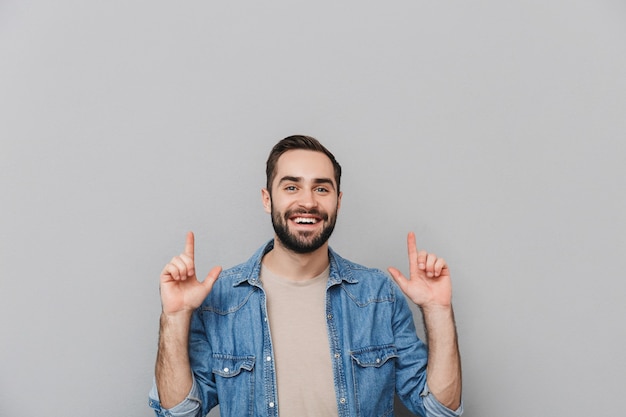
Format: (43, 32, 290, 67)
(294, 217, 318, 224)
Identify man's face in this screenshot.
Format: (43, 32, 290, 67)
(262, 149, 342, 254)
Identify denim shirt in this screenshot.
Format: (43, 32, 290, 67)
(149, 240, 463, 417)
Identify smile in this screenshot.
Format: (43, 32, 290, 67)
(293, 217, 320, 224)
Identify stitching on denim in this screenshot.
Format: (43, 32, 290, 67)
(201, 287, 257, 315)
(340, 283, 395, 307)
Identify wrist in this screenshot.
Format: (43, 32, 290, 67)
(161, 309, 194, 321)
(159, 311, 193, 339)
(420, 303, 453, 316)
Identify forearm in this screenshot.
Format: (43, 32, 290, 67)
(422, 305, 462, 410)
(155, 312, 194, 409)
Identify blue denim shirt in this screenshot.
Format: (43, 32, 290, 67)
(150, 240, 463, 417)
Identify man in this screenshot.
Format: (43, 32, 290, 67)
(149, 135, 463, 417)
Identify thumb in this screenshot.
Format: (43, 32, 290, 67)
(387, 267, 408, 292)
(201, 266, 222, 292)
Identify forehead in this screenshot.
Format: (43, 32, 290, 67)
(274, 149, 336, 183)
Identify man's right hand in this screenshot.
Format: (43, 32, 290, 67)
(159, 231, 222, 315)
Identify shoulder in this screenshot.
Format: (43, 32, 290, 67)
(330, 249, 400, 303)
(330, 248, 389, 281)
(199, 242, 271, 312)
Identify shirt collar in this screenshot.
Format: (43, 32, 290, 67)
(232, 239, 359, 286)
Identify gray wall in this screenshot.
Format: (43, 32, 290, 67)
(1, 1, 625, 416)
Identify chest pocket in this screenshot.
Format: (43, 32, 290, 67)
(212, 354, 256, 416)
(350, 345, 398, 417)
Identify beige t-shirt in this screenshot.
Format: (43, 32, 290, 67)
(261, 264, 339, 417)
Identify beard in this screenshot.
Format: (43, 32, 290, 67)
(271, 206, 338, 254)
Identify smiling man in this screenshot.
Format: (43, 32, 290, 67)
(264, 147, 341, 256)
(150, 135, 463, 417)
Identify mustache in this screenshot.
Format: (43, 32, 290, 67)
(284, 209, 329, 221)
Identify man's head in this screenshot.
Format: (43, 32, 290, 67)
(262, 135, 343, 254)
(266, 135, 342, 196)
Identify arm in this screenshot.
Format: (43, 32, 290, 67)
(155, 232, 221, 409)
(421, 304, 462, 409)
(388, 232, 462, 410)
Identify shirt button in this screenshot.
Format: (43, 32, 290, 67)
(266, 356, 272, 362)
(269, 402, 275, 408)
(334, 353, 341, 359)
(340, 398, 346, 404)
(223, 367, 230, 372)
(376, 358, 381, 364)
(327, 314, 333, 320)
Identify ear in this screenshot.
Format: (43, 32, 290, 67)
(337, 191, 343, 212)
(261, 188, 272, 213)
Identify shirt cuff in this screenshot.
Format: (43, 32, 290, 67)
(148, 377, 202, 417)
(421, 383, 464, 417)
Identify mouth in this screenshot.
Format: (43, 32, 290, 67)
(292, 216, 320, 225)
(288, 212, 324, 227)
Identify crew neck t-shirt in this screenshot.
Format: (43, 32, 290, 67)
(260, 264, 338, 417)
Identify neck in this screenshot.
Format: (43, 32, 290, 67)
(262, 237, 330, 281)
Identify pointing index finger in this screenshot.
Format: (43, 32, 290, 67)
(407, 232, 419, 276)
(185, 231, 195, 260)
(407, 232, 427, 273)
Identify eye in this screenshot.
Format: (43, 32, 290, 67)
(315, 187, 329, 193)
(284, 185, 298, 192)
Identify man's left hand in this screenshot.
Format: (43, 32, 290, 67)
(388, 232, 452, 309)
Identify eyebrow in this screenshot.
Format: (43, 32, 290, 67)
(278, 176, 336, 190)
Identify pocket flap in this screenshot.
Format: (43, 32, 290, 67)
(350, 345, 398, 368)
(212, 354, 255, 377)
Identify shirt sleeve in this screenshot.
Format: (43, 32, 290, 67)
(148, 377, 203, 417)
(422, 383, 464, 417)
(390, 281, 464, 416)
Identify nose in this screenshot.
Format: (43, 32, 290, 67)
(298, 189, 318, 209)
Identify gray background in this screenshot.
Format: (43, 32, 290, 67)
(1, 1, 625, 416)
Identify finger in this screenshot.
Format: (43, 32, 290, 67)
(408, 233, 428, 272)
(160, 265, 175, 280)
(387, 267, 409, 293)
(169, 256, 189, 280)
(179, 253, 195, 278)
(406, 232, 419, 277)
(162, 262, 183, 281)
(425, 253, 437, 277)
(417, 250, 428, 271)
(184, 231, 195, 261)
(434, 257, 447, 277)
(202, 266, 223, 291)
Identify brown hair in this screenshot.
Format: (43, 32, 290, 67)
(266, 135, 342, 194)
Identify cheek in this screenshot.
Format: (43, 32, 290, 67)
(325, 199, 340, 213)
